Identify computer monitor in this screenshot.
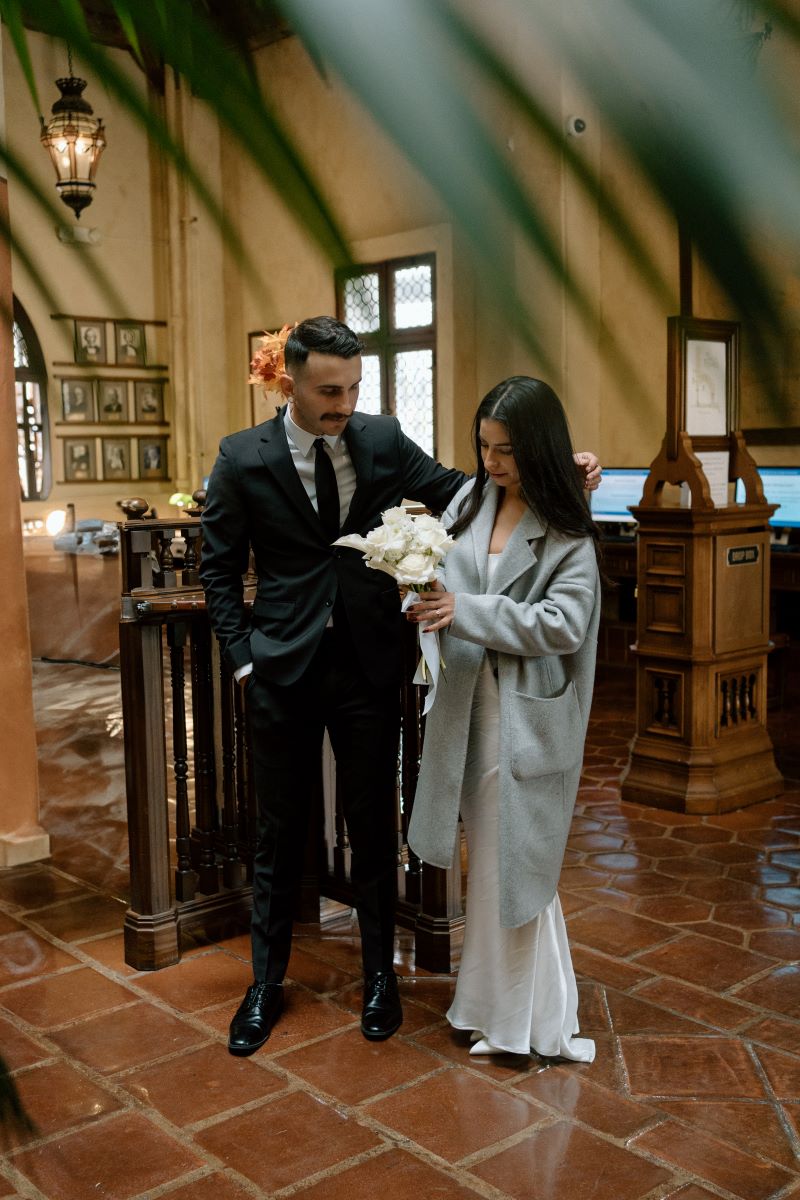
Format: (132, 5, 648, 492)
(590, 468, 649, 524)
(735, 467, 800, 528)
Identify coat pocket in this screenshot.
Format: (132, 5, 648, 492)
(252, 597, 295, 623)
(509, 681, 584, 781)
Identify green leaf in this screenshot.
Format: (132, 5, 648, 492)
(0, 0, 41, 112)
(436, 0, 675, 313)
(109, 0, 145, 69)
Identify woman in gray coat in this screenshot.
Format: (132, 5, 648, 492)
(407, 377, 601, 1060)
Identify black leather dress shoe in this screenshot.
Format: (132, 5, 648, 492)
(228, 983, 284, 1056)
(361, 971, 403, 1041)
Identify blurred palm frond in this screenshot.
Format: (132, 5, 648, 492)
(1, 0, 798, 410)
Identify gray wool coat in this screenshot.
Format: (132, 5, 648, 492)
(407, 479, 600, 928)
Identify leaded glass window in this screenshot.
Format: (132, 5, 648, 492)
(393, 264, 434, 329)
(336, 254, 436, 456)
(342, 272, 380, 333)
(358, 354, 383, 415)
(14, 301, 51, 500)
(394, 350, 434, 455)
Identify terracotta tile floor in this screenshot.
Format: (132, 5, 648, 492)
(0, 660, 798, 1199)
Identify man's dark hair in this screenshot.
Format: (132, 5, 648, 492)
(284, 316, 363, 369)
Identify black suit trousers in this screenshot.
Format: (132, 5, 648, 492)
(245, 617, 401, 983)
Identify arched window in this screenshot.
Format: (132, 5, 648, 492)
(14, 299, 51, 500)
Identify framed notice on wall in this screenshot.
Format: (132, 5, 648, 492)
(666, 317, 739, 457)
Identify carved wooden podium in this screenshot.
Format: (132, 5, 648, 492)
(620, 317, 783, 813)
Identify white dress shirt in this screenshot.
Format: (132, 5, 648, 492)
(283, 406, 357, 523)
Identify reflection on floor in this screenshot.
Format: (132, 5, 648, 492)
(0, 661, 798, 1199)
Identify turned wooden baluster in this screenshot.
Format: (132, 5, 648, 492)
(747, 673, 757, 719)
(181, 525, 201, 588)
(219, 660, 246, 889)
(168, 621, 198, 901)
(739, 675, 751, 722)
(157, 529, 178, 589)
(721, 679, 731, 727)
(190, 621, 221, 894)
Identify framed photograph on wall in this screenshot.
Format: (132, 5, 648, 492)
(114, 321, 147, 366)
(63, 437, 97, 482)
(134, 379, 164, 423)
(74, 320, 107, 365)
(667, 317, 739, 455)
(102, 437, 132, 481)
(138, 435, 168, 480)
(61, 379, 95, 422)
(98, 380, 127, 422)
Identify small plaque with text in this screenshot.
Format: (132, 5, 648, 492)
(727, 545, 759, 566)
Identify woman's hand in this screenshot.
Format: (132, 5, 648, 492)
(406, 581, 455, 631)
(574, 451, 602, 491)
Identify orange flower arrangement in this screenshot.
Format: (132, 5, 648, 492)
(248, 323, 296, 393)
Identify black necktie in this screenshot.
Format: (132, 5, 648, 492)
(314, 437, 340, 540)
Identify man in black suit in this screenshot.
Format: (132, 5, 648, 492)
(201, 316, 600, 1055)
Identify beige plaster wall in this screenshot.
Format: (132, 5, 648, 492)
(219, 34, 470, 466)
(673, 34, 800, 467)
(220, 33, 680, 476)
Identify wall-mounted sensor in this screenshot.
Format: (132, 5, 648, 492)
(566, 115, 587, 136)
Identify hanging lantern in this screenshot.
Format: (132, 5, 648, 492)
(40, 74, 106, 220)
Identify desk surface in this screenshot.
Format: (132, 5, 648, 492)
(24, 539, 121, 665)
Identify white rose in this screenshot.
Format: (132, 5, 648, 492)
(366, 525, 409, 559)
(414, 526, 453, 552)
(393, 551, 438, 585)
(412, 514, 440, 530)
(382, 506, 410, 525)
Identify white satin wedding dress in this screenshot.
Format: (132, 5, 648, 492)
(446, 555, 595, 1062)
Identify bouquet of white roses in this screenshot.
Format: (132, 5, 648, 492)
(333, 507, 454, 713)
(332, 506, 454, 588)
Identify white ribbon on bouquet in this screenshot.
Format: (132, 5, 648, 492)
(401, 589, 443, 715)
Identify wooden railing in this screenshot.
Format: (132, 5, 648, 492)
(118, 512, 464, 972)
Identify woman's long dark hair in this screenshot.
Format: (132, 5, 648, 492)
(449, 376, 602, 563)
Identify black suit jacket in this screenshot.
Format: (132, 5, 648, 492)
(200, 409, 466, 688)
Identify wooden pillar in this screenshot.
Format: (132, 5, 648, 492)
(622, 313, 783, 814)
(0, 174, 50, 867)
(621, 502, 783, 813)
